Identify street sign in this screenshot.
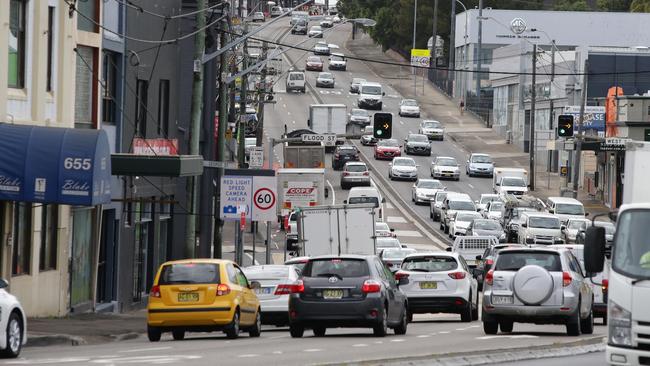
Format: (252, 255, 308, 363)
(248, 147, 264, 168)
(220, 169, 276, 222)
(240, 212, 246, 231)
(560, 166, 568, 177)
(203, 160, 226, 168)
(410, 49, 431, 67)
(600, 137, 631, 152)
(301, 133, 337, 146)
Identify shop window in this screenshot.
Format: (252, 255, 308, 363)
(102, 51, 118, 124)
(12, 202, 32, 276)
(75, 46, 98, 129)
(8, 0, 26, 89)
(39, 205, 58, 271)
(158, 80, 170, 136)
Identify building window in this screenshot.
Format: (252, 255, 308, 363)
(77, 0, 99, 33)
(132, 201, 152, 302)
(158, 198, 172, 267)
(39, 205, 58, 271)
(102, 51, 118, 124)
(46, 6, 55, 92)
(136, 79, 149, 137)
(12, 203, 32, 276)
(158, 80, 170, 136)
(75, 46, 97, 129)
(8, 0, 26, 89)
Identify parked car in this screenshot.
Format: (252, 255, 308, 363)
(475, 244, 525, 289)
(316, 72, 335, 88)
(328, 53, 347, 71)
(389, 157, 418, 181)
(380, 248, 417, 273)
(396, 252, 479, 322)
(562, 218, 591, 243)
(349, 108, 371, 125)
(482, 247, 594, 336)
(419, 120, 444, 141)
(305, 56, 324, 71)
(350, 78, 366, 93)
(404, 133, 431, 156)
(398, 99, 421, 118)
(431, 156, 460, 181)
(575, 220, 615, 245)
(288, 255, 409, 337)
(147, 259, 262, 341)
(483, 200, 504, 221)
(375, 222, 396, 238)
(308, 25, 324, 38)
(332, 145, 359, 170)
(286, 70, 306, 93)
(340, 161, 370, 189)
(517, 212, 565, 245)
(411, 179, 445, 205)
(374, 139, 401, 160)
(243, 265, 301, 326)
(467, 219, 506, 243)
(360, 125, 377, 146)
(313, 41, 330, 55)
(0, 279, 26, 358)
(430, 190, 451, 222)
(449, 211, 483, 239)
(466, 153, 495, 177)
(252, 12, 265, 22)
(476, 193, 500, 212)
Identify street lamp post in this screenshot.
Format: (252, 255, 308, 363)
(413, 0, 418, 95)
(453, 0, 468, 103)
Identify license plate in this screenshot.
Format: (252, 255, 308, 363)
(255, 287, 273, 295)
(419, 281, 437, 289)
(492, 295, 513, 305)
(178, 292, 199, 302)
(323, 289, 344, 299)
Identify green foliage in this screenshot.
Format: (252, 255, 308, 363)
(554, 0, 589, 10)
(630, 0, 650, 12)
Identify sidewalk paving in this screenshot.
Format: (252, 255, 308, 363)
(345, 32, 609, 217)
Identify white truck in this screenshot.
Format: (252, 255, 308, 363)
(493, 167, 529, 198)
(277, 168, 327, 221)
(297, 204, 377, 256)
(283, 144, 325, 169)
(451, 236, 498, 268)
(584, 141, 650, 364)
(308, 104, 347, 152)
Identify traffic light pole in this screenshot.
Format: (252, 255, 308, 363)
(529, 45, 537, 192)
(572, 59, 589, 195)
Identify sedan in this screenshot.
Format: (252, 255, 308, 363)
(411, 179, 445, 205)
(0, 279, 26, 357)
(562, 218, 591, 243)
(305, 56, 324, 71)
(374, 139, 401, 160)
(340, 161, 371, 189)
(466, 153, 494, 177)
(449, 211, 483, 238)
(308, 25, 324, 38)
(252, 12, 265, 22)
(476, 193, 499, 212)
(431, 156, 460, 181)
(375, 222, 396, 238)
(398, 99, 421, 118)
(350, 78, 366, 93)
(316, 72, 335, 88)
(376, 237, 403, 254)
(419, 120, 444, 141)
(389, 157, 418, 181)
(332, 145, 358, 170)
(313, 41, 330, 55)
(396, 252, 479, 322)
(328, 53, 347, 71)
(380, 248, 417, 273)
(467, 219, 506, 243)
(576, 221, 615, 245)
(404, 133, 431, 156)
(483, 200, 504, 221)
(349, 108, 371, 125)
(243, 265, 301, 326)
(320, 17, 334, 28)
(361, 126, 377, 146)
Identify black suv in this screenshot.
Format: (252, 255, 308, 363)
(288, 255, 409, 337)
(332, 145, 360, 170)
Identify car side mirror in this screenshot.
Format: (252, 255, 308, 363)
(0, 279, 8, 289)
(609, 211, 618, 222)
(416, 164, 420, 168)
(561, 225, 566, 231)
(343, 199, 347, 204)
(585, 212, 590, 217)
(445, 247, 452, 252)
(584, 226, 606, 273)
(401, 244, 408, 248)
(382, 92, 386, 96)
(249, 281, 261, 290)
(325, 187, 329, 198)
(496, 183, 500, 186)
(382, 198, 386, 203)
(521, 223, 527, 228)
(475, 255, 482, 261)
(390, 228, 395, 232)
(548, 209, 554, 214)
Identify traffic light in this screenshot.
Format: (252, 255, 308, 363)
(558, 115, 574, 137)
(373, 112, 393, 139)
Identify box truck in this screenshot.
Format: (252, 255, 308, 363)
(283, 144, 325, 169)
(493, 167, 529, 198)
(308, 104, 347, 152)
(276, 168, 327, 220)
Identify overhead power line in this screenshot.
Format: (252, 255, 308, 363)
(113, 0, 227, 20)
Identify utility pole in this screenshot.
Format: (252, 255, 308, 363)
(449, 0, 456, 96)
(529, 44, 537, 192)
(186, 0, 207, 258)
(256, 41, 269, 146)
(412, 0, 418, 96)
(214, 19, 230, 259)
(430, 0, 438, 71)
(238, 23, 249, 168)
(573, 59, 589, 194)
(476, 0, 483, 120)
(548, 39, 555, 179)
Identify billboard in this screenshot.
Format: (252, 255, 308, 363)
(562, 106, 605, 135)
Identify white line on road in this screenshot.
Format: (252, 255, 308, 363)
(119, 347, 172, 353)
(468, 183, 475, 189)
(304, 349, 323, 352)
(352, 344, 368, 347)
(238, 354, 260, 358)
(326, 179, 335, 204)
(283, 104, 287, 108)
(272, 351, 283, 354)
(416, 335, 430, 338)
(386, 216, 407, 223)
(399, 120, 404, 125)
(390, 339, 405, 342)
(439, 331, 450, 334)
(476, 335, 539, 340)
(292, 120, 296, 124)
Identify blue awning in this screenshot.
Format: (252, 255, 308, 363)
(0, 123, 111, 206)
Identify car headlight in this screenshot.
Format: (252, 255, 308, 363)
(609, 300, 632, 346)
(526, 234, 533, 239)
(500, 233, 506, 239)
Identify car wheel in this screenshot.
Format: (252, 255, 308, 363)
(581, 308, 594, 335)
(147, 325, 162, 342)
(430, 210, 434, 219)
(313, 327, 326, 337)
(472, 295, 479, 321)
(1, 313, 23, 358)
(460, 296, 472, 322)
(566, 306, 582, 336)
(483, 319, 498, 335)
(172, 330, 185, 341)
(444, 224, 449, 234)
(249, 310, 262, 337)
(412, 194, 415, 202)
(225, 311, 240, 339)
(602, 315, 608, 326)
(440, 222, 444, 230)
(499, 321, 514, 333)
(373, 306, 388, 337)
(434, 214, 440, 222)
(393, 305, 408, 335)
(289, 323, 304, 338)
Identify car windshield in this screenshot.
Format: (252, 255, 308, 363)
(377, 238, 400, 248)
(474, 220, 501, 230)
(378, 139, 398, 147)
(351, 109, 368, 116)
(311, 26, 322, 31)
(338, 147, 356, 155)
(348, 196, 379, 205)
(568, 220, 588, 230)
(528, 216, 561, 229)
(243, 265, 291, 280)
(402, 99, 418, 106)
(555, 203, 585, 215)
(383, 249, 416, 259)
(319, 73, 333, 79)
(289, 73, 304, 80)
(480, 196, 498, 204)
(457, 213, 481, 222)
(489, 202, 503, 211)
(345, 164, 367, 172)
(613, 209, 650, 279)
(159, 263, 220, 285)
(375, 223, 390, 231)
(361, 85, 382, 95)
(449, 200, 475, 211)
(422, 121, 441, 128)
(331, 55, 344, 61)
(394, 159, 415, 167)
(435, 193, 448, 202)
(402, 256, 458, 272)
(595, 222, 616, 234)
(501, 177, 526, 187)
(409, 135, 428, 142)
(437, 158, 457, 166)
(307, 56, 321, 62)
(418, 180, 443, 189)
(472, 155, 492, 163)
(305, 258, 369, 277)
(495, 252, 562, 272)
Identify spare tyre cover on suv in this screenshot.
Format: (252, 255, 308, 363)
(513, 265, 554, 305)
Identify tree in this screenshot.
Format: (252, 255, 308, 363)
(630, 0, 650, 11)
(554, 0, 589, 10)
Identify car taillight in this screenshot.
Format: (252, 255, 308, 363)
(485, 270, 494, 286)
(216, 284, 231, 296)
(562, 271, 572, 287)
(334, 153, 340, 158)
(283, 215, 289, 231)
(342, 172, 350, 176)
(486, 258, 494, 268)
(394, 272, 409, 281)
(363, 171, 369, 176)
(150, 285, 161, 298)
(275, 284, 293, 295)
(290, 280, 304, 293)
(448, 272, 466, 280)
(602, 279, 609, 292)
(361, 280, 381, 293)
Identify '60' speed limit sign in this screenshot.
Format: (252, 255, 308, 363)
(254, 188, 276, 211)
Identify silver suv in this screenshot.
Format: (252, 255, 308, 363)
(482, 247, 594, 336)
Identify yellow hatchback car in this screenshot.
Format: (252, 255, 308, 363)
(147, 259, 261, 341)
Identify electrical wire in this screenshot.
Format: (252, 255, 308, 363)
(114, 0, 227, 20)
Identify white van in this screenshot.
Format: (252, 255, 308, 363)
(345, 186, 385, 222)
(546, 196, 587, 224)
(286, 71, 305, 93)
(270, 6, 283, 17)
(357, 82, 384, 110)
(493, 167, 528, 197)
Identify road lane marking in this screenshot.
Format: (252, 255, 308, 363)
(390, 339, 405, 342)
(393, 230, 423, 237)
(326, 179, 335, 204)
(399, 120, 404, 125)
(468, 183, 475, 189)
(292, 120, 296, 124)
(352, 344, 368, 347)
(385, 202, 394, 209)
(439, 331, 450, 334)
(417, 335, 430, 338)
(476, 335, 539, 340)
(283, 104, 287, 108)
(238, 354, 260, 358)
(118, 347, 172, 353)
(272, 351, 283, 354)
(386, 216, 407, 223)
(304, 349, 323, 352)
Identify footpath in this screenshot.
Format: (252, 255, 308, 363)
(346, 32, 609, 216)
